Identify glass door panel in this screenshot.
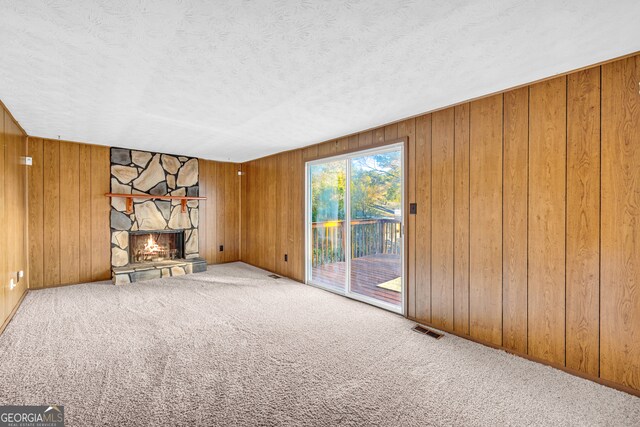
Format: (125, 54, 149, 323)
(349, 150, 402, 309)
(308, 160, 347, 292)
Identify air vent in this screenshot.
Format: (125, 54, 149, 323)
(268, 274, 281, 279)
(412, 324, 444, 339)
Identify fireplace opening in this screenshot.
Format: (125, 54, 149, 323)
(129, 230, 185, 264)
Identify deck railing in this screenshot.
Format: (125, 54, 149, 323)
(311, 218, 401, 267)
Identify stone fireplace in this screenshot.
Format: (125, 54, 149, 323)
(109, 148, 206, 284)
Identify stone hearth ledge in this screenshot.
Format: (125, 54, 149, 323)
(112, 258, 207, 285)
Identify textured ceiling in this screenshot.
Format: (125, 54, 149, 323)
(0, 1, 639, 162)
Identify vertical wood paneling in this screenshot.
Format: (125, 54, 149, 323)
(240, 163, 247, 258)
(240, 149, 305, 279)
(503, 87, 529, 353)
(414, 115, 431, 322)
(454, 104, 470, 335)
(225, 161, 236, 260)
(601, 56, 640, 389)
(255, 157, 267, 269)
(228, 162, 240, 261)
(216, 162, 226, 263)
(317, 141, 337, 157)
(358, 131, 373, 148)
(291, 149, 304, 281)
(336, 137, 349, 153)
(4, 115, 16, 316)
(431, 108, 455, 329)
(198, 159, 208, 263)
(566, 67, 601, 376)
(469, 94, 503, 346)
(528, 76, 567, 365)
(302, 145, 318, 161)
(27, 137, 44, 289)
(78, 144, 92, 283)
(276, 153, 289, 275)
(43, 139, 60, 286)
(0, 109, 5, 322)
(28, 139, 111, 288)
(59, 141, 80, 285)
(399, 119, 416, 317)
(265, 156, 277, 272)
(397, 119, 415, 142)
(17, 124, 27, 296)
(373, 127, 385, 144)
(1, 109, 28, 323)
(90, 145, 111, 281)
(384, 123, 398, 141)
(207, 161, 217, 263)
(251, 159, 262, 268)
(347, 135, 359, 150)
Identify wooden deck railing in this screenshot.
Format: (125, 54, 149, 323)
(311, 218, 401, 267)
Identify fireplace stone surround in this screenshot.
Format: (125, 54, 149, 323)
(109, 147, 205, 284)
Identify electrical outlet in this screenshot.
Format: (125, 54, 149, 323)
(9, 278, 16, 290)
(219, 245, 224, 252)
(284, 254, 288, 262)
(410, 203, 417, 214)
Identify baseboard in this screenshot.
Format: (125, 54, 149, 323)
(407, 316, 640, 398)
(0, 289, 28, 336)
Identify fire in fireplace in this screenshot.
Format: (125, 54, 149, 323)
(129, 230, 185, 263)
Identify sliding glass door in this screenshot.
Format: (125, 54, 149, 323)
(306, 144, 404, 313)
(307, 160, 347, 293)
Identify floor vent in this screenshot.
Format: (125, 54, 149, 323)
(268, 274, 281, 279)
(412, 325, 444, 339)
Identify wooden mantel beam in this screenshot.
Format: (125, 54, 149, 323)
(105, 193, 206, 214)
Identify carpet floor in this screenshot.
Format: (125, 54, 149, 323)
(0, 262, 638, 426)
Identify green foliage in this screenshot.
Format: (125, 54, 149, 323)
(350, 152, 401, 219)
(310, 152, 401, 223)
(310, 161, 345, 222)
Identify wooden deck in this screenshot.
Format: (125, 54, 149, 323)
(311, 253, 401, 305)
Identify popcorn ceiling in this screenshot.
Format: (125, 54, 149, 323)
(0, 1, 638, 161)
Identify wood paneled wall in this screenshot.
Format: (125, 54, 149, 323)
(27, 143, 241, 289)
(0, 103, 28, 329)
(28, 138, 111, 288)
(198, 159, 241, 265)
(241, 149, 304, 281)
(241, 53, 640, 394)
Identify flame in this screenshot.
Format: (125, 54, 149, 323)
(144, 235, 161, 253)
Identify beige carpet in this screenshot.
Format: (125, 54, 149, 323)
(0, 262, 638, 426)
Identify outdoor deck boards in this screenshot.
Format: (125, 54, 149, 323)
(311, 253, 401, 305)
